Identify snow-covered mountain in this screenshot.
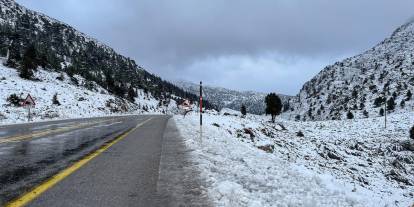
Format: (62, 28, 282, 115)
(0, 58, 177, 124)
(0, 0, 213, 110)
(175, 81, 293, 115)
(291, 20, 414, 121)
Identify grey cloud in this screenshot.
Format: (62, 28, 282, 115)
(16, 0, 414, 94)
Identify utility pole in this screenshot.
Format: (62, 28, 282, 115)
(200, 81, 203, 126)
(384, 99, 387, 128)
(383, 88, 388, 129)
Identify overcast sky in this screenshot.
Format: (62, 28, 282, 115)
(16, 0, 414, 95)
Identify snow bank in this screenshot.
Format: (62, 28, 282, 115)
(174, 110, 414, 207)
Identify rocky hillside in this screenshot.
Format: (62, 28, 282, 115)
(175, 81, 292, 115)
(0, 0, 214, 109)
(292, 20, 414, 121)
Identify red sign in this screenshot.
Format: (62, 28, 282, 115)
(23, 94, 36, 107)
(200, 96, 203, 112)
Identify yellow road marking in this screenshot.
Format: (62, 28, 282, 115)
(5, 118, 152, 207)
(0, 119, 121, 144)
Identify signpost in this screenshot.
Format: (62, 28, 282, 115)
(200, 81, 203, 126)
(23, 94, 35, 122)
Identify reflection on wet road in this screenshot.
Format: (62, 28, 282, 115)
(0, 116, 146, 205)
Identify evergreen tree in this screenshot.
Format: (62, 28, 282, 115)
(20, 45, 38, 79)
(265, 93, 282, 123)
(241, 104, 247, 117)
(410, 125, 414, 140)
(373, 97, 385, 108)
(406, 90, 412, 101)
(379, 108, 384, 116)
(387, 97, 395, 111)
(359, 102, 365, 110)
(400, 100, 405, 108)
(127, 86, 137, 103)
(346, 111, 354, 119)
(52, 93, 61, 106)
(363, 110, 369, 118)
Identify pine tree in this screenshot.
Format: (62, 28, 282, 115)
(52, 93, 61, 106)
(265, 93, 282, 123)
(20, 45, 38, 79)
(379, 108, 384, 116)
(241, 104, 247, 117)
(346, 111, 354, 119)
(406, 90, 412, 101)
(387, 97, 395, 111)
(363, 110, 369, 118)
(400, 100, 405, 108)
(373, 97, 385, 108)
(127, 86, 137, 102)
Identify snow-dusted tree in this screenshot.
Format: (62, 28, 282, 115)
(379, 108, 384, 116)
(241, 104, 247, 117)
(265, 93, 282, 123)
(363, 110, 369, 118)
(127, 86, 137, 103)
(20, 45, 37, 79)
(373, 97, 385, 108)
(410, 125, 414, 140)
(52, 93, 61, 106)
(406, 90, 412, 101)
(400, 100, 405, 108)
(7, 94, 21, 106)
(346, 111, 354, 119)
(387, 97, 395, 111)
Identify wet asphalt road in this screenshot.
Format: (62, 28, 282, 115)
(0, 116, 155, 206)
(0, 115, 210, 207)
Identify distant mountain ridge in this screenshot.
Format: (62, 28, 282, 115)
(291, 20, 414, 121)
(175, 80, 293, 114)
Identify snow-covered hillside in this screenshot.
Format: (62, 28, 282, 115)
(292, 20, 414, 121)
(0, 60, 174, 125)
(175, 80, 292, 115)
(174, 109, 414, 207)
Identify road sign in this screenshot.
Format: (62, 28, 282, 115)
(23, 94, 36, 107)
(23, 94, 35, 122)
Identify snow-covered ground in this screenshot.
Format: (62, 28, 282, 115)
(0, 59, 173, 125)
(174, 109, 414, 207)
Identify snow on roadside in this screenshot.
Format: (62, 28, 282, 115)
(174, 109, 414, 207)
(175, 113, 363, 206)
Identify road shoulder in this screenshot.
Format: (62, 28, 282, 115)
(156, 118, 212, 207)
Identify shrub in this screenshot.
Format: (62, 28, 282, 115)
(212, 123, 220, 127)
(7, 94, 21, 106)
(297, 131, 304, 137)
(241, 104, 247, 117)
(347, 111, 354, 119)
(387, 97, 396, 111)
(379, 108, 384, 116)
(400, 100, 406, 108)
(52, 93, 61, 106)
(410, 126, 414, 140)
(363, 110, 369, 118)
(56, 73, 65, 81)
